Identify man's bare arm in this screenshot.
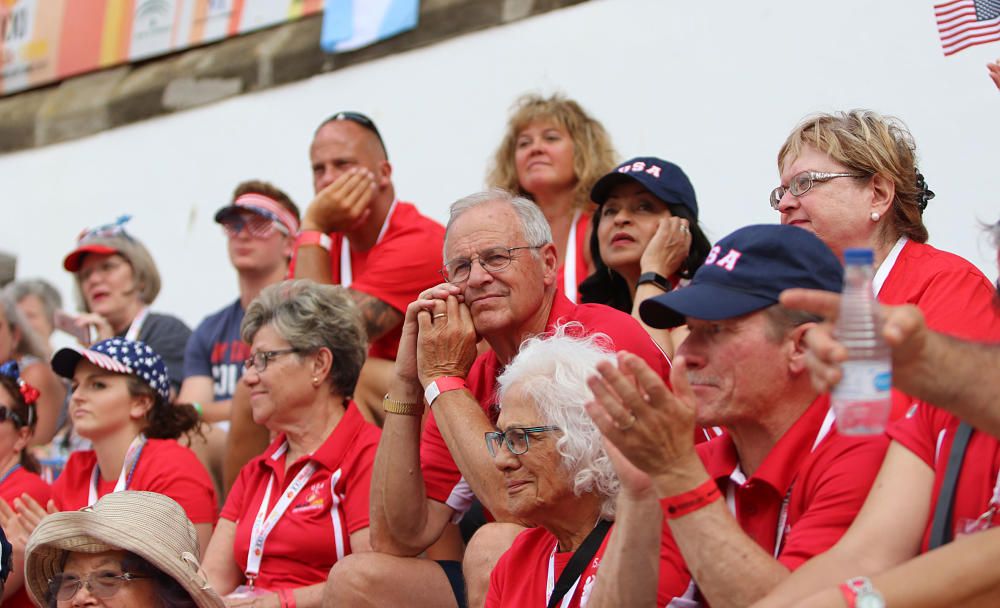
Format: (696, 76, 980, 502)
(349, 289, 404, 342)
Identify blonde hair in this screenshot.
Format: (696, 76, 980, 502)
(72, 234, 162, 312)
(777, 109, 929, 244)
(487, 93, 616, 210)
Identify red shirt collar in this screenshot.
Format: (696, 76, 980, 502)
(261, 403, 366, 479)
(702, 394, 832, 494)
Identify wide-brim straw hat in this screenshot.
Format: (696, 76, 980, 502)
(24, 491, 224, 608)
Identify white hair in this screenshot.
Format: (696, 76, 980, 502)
(443, 188, 553, 258)
(496, 323, 620, 520)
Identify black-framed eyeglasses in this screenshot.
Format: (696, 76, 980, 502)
(440, 246, 543, 284)
(320, 111, 388, 158)
(0, 406, 25, 428)
(49, 571, 150, 601)
(243, 348, 301, 373)
(769, 171, 866, 210)
(485, 426, 561, 457)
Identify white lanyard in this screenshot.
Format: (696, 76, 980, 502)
(245, 441, 317, 587)
(727, 408, 836, 558)
(89, 434, 146, 506)
(562, 209, 582, 303)
(545, 547, 583, 608)
(124, 306, 150, 341)
(340, 199, 399, 287)
(872, 236, 907, 298)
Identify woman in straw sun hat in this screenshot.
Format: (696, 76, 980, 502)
(24, 490, 223, 607)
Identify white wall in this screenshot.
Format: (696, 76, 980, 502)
(2, 0, 998, 327)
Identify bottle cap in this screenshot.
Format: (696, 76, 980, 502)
(843, 248, 874, 265)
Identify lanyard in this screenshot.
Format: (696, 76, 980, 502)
(245, 441, 317, 588)
(562, 209, 582, 303)
(544, 519, 610, 608)
(89, 434, 146, 506)
(727, 408, 836, 558)
(340, 199, 398, 287)
(0, 464, 21, 485)
(872, 236, 907, 297)
(124, 306, 150, 341)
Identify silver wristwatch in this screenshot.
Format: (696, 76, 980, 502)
(843, 576, 885, 608)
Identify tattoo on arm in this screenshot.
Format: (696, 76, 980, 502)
(349, 289, 403, 342)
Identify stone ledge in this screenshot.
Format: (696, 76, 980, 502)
(0, 0, 587, 154)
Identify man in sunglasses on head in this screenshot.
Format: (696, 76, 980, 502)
(178, 180, 299, 474)
(292, 111, 446, 405)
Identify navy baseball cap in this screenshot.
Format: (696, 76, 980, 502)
(51, 337, 171, 403)
(590, 157, 698, 218)
(639, 224, 844, 328)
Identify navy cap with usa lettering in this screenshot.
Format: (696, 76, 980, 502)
(590, 156, 699, 218)
(639, 224, 844, 328)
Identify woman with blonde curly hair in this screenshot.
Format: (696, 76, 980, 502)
(488, 94, 616, 301)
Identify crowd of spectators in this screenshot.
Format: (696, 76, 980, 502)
(0, 79, 997, 608)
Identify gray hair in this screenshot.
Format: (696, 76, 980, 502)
(0, 295, 48, 360)
(496, 323, 620, 520)
(71, 234, 162, 311)
(443, 188, 553, 258)
(3, 279, 63, 329)
(241, 280, 367, 399)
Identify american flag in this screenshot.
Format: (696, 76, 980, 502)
(935, 0, 1000, 56)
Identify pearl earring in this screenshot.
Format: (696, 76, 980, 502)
(870, 211, 880, 222)
(312, 377, 318, 385)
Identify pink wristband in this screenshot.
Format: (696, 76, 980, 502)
(424, 376, 468, 406)
(278, 588, 296, 608)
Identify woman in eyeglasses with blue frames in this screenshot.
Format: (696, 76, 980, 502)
(0, 362, 51, 608)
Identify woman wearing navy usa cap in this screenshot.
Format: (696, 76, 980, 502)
(579, 156, 711, 356)
(4, 337, 217, 560)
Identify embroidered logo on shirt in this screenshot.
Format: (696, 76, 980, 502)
(291, 481, 328, 514)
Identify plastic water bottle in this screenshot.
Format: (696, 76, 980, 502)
(831, 248, 892, 435)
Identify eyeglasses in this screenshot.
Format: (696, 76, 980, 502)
(221, 212, 288, 239)
(0, 406, 25, 427)
(440, 246, 543, 284)
(49, 571, 149, 601)
(321, 111, 388, 158)
(243, 348, 301, 373)
(485, 426, 561, 457)
(769, 171, 866, 210)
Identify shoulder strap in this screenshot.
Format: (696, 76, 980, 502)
(928, 421, 974, 549)
(547, 519, 611, 608)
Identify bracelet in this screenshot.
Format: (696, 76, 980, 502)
(295, 230, 332, 252)
(659, 478, 721, 519)
(190, 402, 203, 417)
(637, 272, 672, 292)
(424, 376, 468, 406)
(383, 393, 423, 416)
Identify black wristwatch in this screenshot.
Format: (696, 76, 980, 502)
(637, 272, 672, 292)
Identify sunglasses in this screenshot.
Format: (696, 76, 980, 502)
(320, 111, 388, 158)
(221, 212, 288, 239)
(0, 406, 25, 427)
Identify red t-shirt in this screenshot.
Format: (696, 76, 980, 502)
(888, 403, 1000, 552)
(694, 394, 890, 570)
(420, 292, 672, 514)
(290, 201, 445, 360)
(52, 439, 217, 525)
(878, 239, 1000, 343)
(2, 466, 52, 608)
(220, 405, 380, 591)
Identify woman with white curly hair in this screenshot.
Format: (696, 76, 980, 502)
(483, 324, 620, 608)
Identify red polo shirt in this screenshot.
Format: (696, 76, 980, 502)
(220, 404, 380, 591)
(290, 202, 445, 360)
(692, 394, 889, 569)
(878, 239, 1000, 343)
(52, 439, 217, 524)
(888, 403, 1000, 551)
(420, 292, 672, 515)
(2, 466, 52, 608)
